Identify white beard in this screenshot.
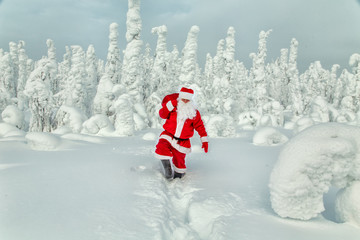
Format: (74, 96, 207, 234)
(177, 99, 197, 120)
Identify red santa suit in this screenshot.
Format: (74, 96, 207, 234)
(155, 88, 208, 174)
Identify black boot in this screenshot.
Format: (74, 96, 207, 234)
(161, 159, 173, 179)
(173, 171, 185, 179)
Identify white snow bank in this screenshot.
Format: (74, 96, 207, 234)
(335, 181, 360, 227)
(142, 132, 157, 141)
(269, 123, 360, 220)
(61, 133, 106, 144)
(25, 132, 61, 151)
(253, 127, 288, 146)
(1, 105, 25, 130)
(0, 122, 25, 137)
(81, 114, 115, 136)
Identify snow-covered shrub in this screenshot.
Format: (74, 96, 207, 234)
(206, 114, 235, 137)
(1, 105, 25, 130)
(53, 105, 87, 133)
(293, 117, 315, 133)
(253, 127, 288, 146)
(269, 123, 360, 220)
(238, 111, 260, 130)
(309, 96, 330, 123)
(81, 114, 115, 135)
(335, 181, 360, 227)
(25, 132, 61, 151)
(0, 122, 25, 137)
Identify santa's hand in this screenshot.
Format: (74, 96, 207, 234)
(166, 100, 178, 111)
(202, 142, 208, 153)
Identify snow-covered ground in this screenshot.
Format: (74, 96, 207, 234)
(1, 127, 360, 240)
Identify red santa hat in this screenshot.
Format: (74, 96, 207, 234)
(179, 87, 194, 100)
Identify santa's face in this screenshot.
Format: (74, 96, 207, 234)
(177, 98, 196, 120)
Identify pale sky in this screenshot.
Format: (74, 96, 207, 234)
(0, 0, 360, 72)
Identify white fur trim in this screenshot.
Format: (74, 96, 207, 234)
(160, 135, 191, 154)
(155, 153, 172, 160)
(179, 92, 193, 100)
(174, 118, 185, 138)
(173, 165, 186, 173)
(201, 137, 208, 143)
(166, 101, 174, 111)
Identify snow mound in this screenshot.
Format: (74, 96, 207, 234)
(294, 117, 315, 133)
(269, 123, 360, 220)
(1, 105, 25, 130)
(253, 127, 288, 146)
(25, 132, 61, 151)
(82, 114, 115, 136)
(61, 133, 106, 144)
(335, 181, 360, 227)
(0, 122, 25, 137)
(142, 132, 157, 141)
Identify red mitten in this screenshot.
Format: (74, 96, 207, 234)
(202, 142, 208, 153)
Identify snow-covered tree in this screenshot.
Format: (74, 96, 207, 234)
(121, 0, 148, 130)
(105, 23, 122, 85)
(86, 44, 99, 113)
(150, 25, 168, 96)
(16, 41, 29, 110)
(0, 53, 14, 111)
(179, 25, 200, 85)
(287, 38, 304, 116)
(24, 58, 53, 132)
(46, 39, 59, 94)
(66, 45, 90, 116)
(248, 30, 272, 110)
(349, 53, 360, 111)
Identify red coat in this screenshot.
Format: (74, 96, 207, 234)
(158, 93, 208, 154)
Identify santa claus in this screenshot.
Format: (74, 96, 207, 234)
(155, 87, 208, 179)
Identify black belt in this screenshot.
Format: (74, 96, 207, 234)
(173, 136, 189, 141)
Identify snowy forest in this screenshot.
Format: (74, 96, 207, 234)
(1, 0, 360, 138)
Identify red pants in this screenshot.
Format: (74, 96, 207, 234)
(155, 138, 187, 173)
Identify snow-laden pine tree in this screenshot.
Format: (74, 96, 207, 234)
(9, 42, 19, 97)
(0, 52, 13, 112)
(267, 48, 289, 108)
(16, 41, 29, 111)
(66, 45, 89, 116)
(287, 38, 304, 116)
(349, 53, 360, 112)
(24, 58, 53, 132)
(54, 46, 71, 108)
(144, 26, 168, 128)
(121, 0, 148, 130)
(46, 39, 59, 95)
(327, 64, 340, 104)
(179, 25, 200, 85)
(142, 43, 153, 100)
(212, 39, 225, 114)
(248, 30, 272, 111)
(222, 26, 240, 118)
(105, 23, 122, 85)
(150, 25, 168, 96)
(86, 44, 99, 114)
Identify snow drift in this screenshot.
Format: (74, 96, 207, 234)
(269, 123, 360, 221)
